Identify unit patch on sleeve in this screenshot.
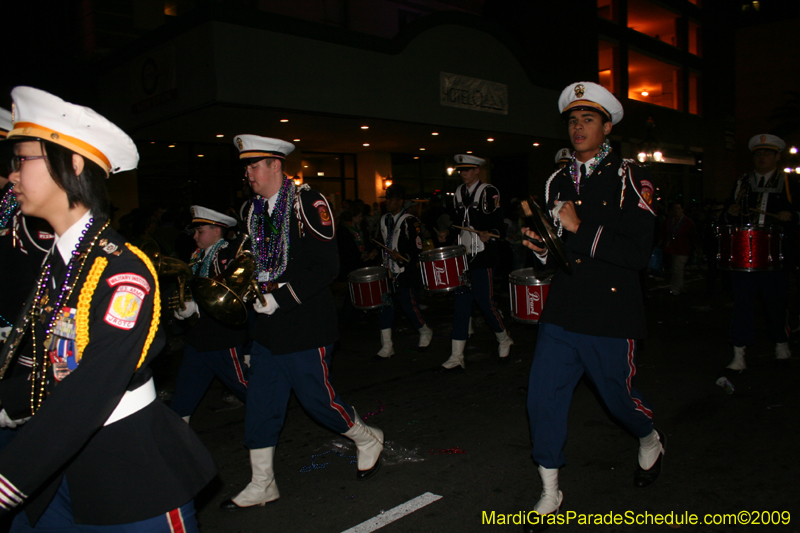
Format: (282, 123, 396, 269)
(638, 180, 655, 211)
(104, 285, 145, 330)
(314, 200, 332, 226)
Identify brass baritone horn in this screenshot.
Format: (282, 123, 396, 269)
(141, 242, 193, 310)
(190, 250, 265, 326)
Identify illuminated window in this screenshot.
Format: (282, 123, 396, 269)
(628, 50, 681, 111)
(598, 40, 620, 95)
(597, 0, 618, 22)
(688, 71, 702, 115)
(688, 20, 702, 56)
(627, 0, 680, 47)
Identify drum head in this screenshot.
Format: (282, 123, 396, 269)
(509, 268, 554, 285)
(348, 266, 388, 283)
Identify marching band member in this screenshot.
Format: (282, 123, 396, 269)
(169, 206, 249, 422)
(521, 82, 662, 531)
(437, 154, 512, 370)
(723, 134, 794, 370)
(0, 107, 53, 347)
(220, 135, 383, 510)
(0, 87, 215, 531)
(375, 184, 432, 357)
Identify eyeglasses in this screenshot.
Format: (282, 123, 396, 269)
(10, 155, 48, 172)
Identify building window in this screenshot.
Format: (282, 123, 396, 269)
(627, 0, 680, 48)
(598, 40, 620, 95)
(688, 71, 702, 115)
(628, 50, 681, 111)
(688, 20, 702, 56)
(597, 0, 618, 22)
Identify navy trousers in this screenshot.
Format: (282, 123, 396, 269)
(730, 270, 790, 347)
(527, 323, 655, 469)
(244, 342, 355, 449)
(378, 287, 426, 330)
(452, 267, 505, 340)
(11, 477, 197, 532)
(169, 344, 248, 417)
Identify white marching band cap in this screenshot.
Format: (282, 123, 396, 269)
(0, 108, 11, 139)
(748, 134, 785, 153)
(555, 147, 572, 164)
(558, 81, 624, 125)
(8, 86, 139, 175)
(454, 154, 485, 169)
(190, 205, 237, 229)
(234, 134, 295, 161)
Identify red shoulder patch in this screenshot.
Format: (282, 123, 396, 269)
(638, 180, 654, 210)
(314, 199, 332, 226)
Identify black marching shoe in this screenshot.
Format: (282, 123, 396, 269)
(634, 429, 665, 488)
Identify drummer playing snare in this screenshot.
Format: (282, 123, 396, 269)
(721, 134, 796, 372)
(374, 184, 433, 357)
(436, 154, 513, 370)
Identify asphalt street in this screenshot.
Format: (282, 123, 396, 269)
(160, 269, 799, 533)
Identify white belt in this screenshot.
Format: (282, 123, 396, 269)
(104, 377, 156, 426)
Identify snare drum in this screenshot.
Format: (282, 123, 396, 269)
(508, 268, 552, 324)
(419, 245, 469, 293)
(348, 266, 389, 310)
(717, 225, 783, 272)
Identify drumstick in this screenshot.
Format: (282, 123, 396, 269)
(371, 239, 410, 263)
(748, 208, 780, 219)
(451, 225, 501, 239)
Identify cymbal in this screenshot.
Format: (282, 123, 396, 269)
(520, 197, 572, 275)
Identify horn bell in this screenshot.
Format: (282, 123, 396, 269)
(190, 251, 258, 326)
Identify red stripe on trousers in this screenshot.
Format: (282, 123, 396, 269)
(318, 347, 354, 427)
(167, 508, 185, 533)
(229, 347, 248, 386)
(625, 339, 653, 418)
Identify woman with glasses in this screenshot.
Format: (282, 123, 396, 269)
(0, 87, 215, 532)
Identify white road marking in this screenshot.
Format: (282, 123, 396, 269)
(341, 492, 443, 533)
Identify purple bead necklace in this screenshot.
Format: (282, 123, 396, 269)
(29, 218, 109, 412)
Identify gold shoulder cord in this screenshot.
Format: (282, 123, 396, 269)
(126, 244, 161, 371)
(74, 257, 107, 364)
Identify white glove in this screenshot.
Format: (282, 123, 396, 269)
(0, 326, 11, 342)
(0, 409, 30, 429)
(173, 300, 199, 320)
(253, 293, 280, 315)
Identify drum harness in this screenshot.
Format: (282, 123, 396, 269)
(455, 183, 491, 259)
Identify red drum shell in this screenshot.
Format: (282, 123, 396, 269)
(348, 266, 389, 310)
(418, 245, 469, 293)
(508, 268, 552, 324)
(717, 225, 783, 272)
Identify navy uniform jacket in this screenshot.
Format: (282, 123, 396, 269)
(0, 208, 53, 329)
(246, 184, 339, 355)
(186, 238, 249, 350)
(443, 182, 504, 270)
(538, 152, 656, 339)
(378, 211, 424, 289)
(0, 220, 215, 525)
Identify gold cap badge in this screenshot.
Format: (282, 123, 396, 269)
(760, 135, 767, 143)
(575, 84, 585, 98)
(236, 137, 243, 150)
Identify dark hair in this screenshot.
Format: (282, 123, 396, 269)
(41, 140, 111, 221)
